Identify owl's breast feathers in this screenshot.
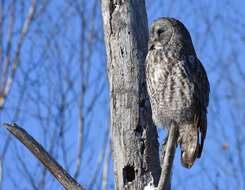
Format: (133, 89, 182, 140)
(146, 47, 209, 168)
(146, 49, 197, 118)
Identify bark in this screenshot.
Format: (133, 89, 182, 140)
(101, 0, 161, 189)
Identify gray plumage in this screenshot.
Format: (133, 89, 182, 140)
(145, 17, 210, 168)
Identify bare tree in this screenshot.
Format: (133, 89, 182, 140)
(101, 0, 164, 189)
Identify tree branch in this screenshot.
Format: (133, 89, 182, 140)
(2, 123, 85, 190)
(158, 122, 178, 190)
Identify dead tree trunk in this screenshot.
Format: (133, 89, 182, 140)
(101, 0, 161, 189)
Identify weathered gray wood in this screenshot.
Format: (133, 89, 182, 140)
(101, 0, 161, 189)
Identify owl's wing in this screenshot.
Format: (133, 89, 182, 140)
(195, 59, 210, 107)
(193, 58, 210, 158)
(181, 56, 209, 158)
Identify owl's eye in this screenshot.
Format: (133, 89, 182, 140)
(157, 28, 165, 36)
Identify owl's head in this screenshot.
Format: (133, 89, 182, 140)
(148, 17, 194, 53)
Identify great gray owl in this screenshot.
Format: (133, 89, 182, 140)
(145, 17, 210, 168)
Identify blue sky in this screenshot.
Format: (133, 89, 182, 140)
(0, 0, 245, 190)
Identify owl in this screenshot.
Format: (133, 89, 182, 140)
(145, 17, 210, 168)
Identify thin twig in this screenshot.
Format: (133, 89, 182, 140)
(0, 0, 36, 109)
(2, 123, 85, 190)
(158, 121, 178, 190)
(74, 2, 86, 178)
(15, 148, 39, 190)
(0, 158, 2, 188)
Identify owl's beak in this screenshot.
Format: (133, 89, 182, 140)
(148, 40, 163, 50)
(148, 40, 154, 50)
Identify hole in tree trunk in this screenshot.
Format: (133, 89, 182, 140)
(134, 124, 143, 136)
(140, 140, 145, 155)
(123, 164, 135, 183)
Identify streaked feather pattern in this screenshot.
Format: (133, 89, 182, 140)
(146, 17, 210, 168)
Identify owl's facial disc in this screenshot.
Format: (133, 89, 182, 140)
(158, 27, 172, 45)
(149, 20, 173, 50)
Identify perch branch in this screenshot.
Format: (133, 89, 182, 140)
(158, 121, 178, 190)
(2, 123, 85, 190)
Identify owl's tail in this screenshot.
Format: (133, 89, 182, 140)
(178, 122, 199, 168)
